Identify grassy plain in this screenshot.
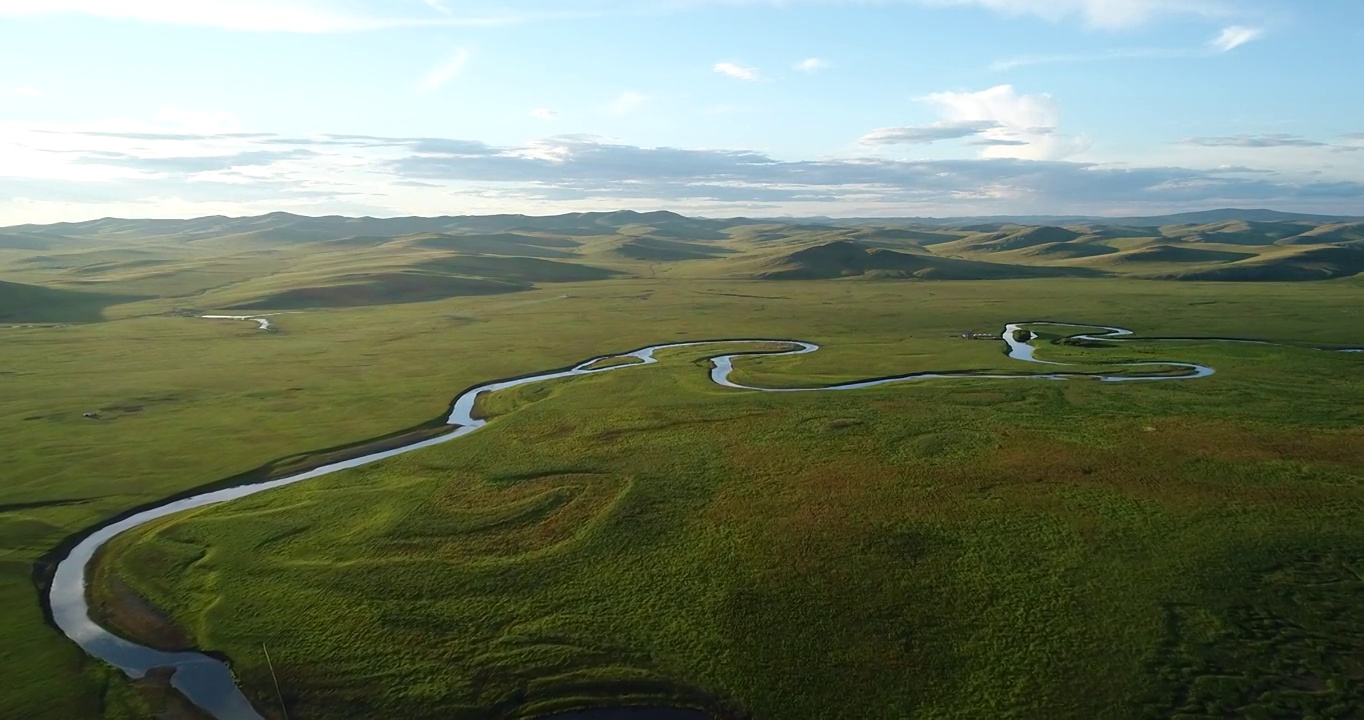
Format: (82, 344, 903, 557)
(2, 270, 1362, 718)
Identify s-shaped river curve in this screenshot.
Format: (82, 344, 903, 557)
(53, 320, 1341, 719)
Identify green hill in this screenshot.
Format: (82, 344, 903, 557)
(0, 280, 137, 322)
(755, 240, 1093, 280)
(398, 233, 579, 258)
(8, 212, 1364, 294)
(1063, 226, 1163, 240)
(1158, 246, 1364, 281)
(1278, 222, 1364, 245)
(220, 253, 621, 310)
(17, 248, 174, 271)
(1103, 245, 1256, 265)
(724, 224, 849, 244)
(610, 236, 736, 261)
(226, 272, 525, 310)
(848, 228, 961, 246)
(413, 254, 619, 283)
(948, 226, 1084, 253)
(1161, 221, 1318, 246)
(1017, 242, 1118, 259)
(0, 210, 748, 246)
(0, 232, 67, 250)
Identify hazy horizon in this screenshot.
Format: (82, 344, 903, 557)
(6, 206, 1361, 229)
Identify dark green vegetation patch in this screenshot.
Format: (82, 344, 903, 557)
(0, 280, 142, 323)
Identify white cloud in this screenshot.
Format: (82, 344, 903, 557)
(1182, 134, 1324, 149)
(861, 121, 1003, 145)
(925, 84, 1058, 130)
(0, 86, 41, 98)
(923, 0, 1233, 29)
(417, 49, 471, 94)
(0, 110, 258, 185)
(608, 91, 648, 116)
(990, 23, 1265, 70)
(1209, 25, 1263, 52)
(530, 107, 558, 120)
(795, 57, 829, 73)
(884, 84, 1091, 160)
(713, 62, 762, 81)
(418, 0, 450, 15)
(5, 121, 1364, 222)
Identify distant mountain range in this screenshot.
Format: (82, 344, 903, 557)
(6, 208, 1363, 240)
(3, 208, 1362, 323)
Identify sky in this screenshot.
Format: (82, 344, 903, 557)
(1, 0, 1363, 223)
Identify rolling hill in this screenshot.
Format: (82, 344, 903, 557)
(396, 233, 580, 258)
(1159, 221, 1319, 246)
(217, 253, 621, 310)
(855, 209, 1364, 227)
(1101, 245, 1257, 265)
(1154, 246, 1364, 281)
(608, 236, 736, 261)
(1278, 222, 1364, 245)
(1017, 242, 1118, 259)
(754, 240, 1095, 280)
(412, 254, 619, 283)
(3, 210, 1363, 316)
(0, 280, 139, 323)
(0, 231, 69, 250)
(949, 226, 1085, 253)
(226, 272, 527, 310)
(846, 227, 962, 246)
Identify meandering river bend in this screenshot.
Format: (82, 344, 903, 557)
(48, 320, 1359, 719)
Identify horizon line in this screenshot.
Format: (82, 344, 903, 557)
(6, 206, 1362, 229)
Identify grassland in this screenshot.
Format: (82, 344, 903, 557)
(5, 211, 1363, 320)
(1, 211, 1363, 719)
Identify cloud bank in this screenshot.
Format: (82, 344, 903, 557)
(3, 120, 1362, 223)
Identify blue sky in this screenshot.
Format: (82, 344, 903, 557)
(1, 0, 1362, 222)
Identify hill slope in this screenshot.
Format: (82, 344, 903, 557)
(1155, 246, 1364, 281)
(609, 236, 736, 261)
(1279, 222, 1364, 245)
(220, 254, 621, 310)
(1161, 221, 1318, 246)
(6, 211, 1364, 294)
(950, 226, 1085, 253)
(0, 280, 138, 322)
(756, 241, 1095, 280)
(1103, 245, 1257, 265)
(226, 272, 526, 310)
(396, 233, 579, 258)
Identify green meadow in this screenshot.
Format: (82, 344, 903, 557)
(2, 212, 1363, 719)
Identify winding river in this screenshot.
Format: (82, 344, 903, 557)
(45, 321, 1358, 719)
